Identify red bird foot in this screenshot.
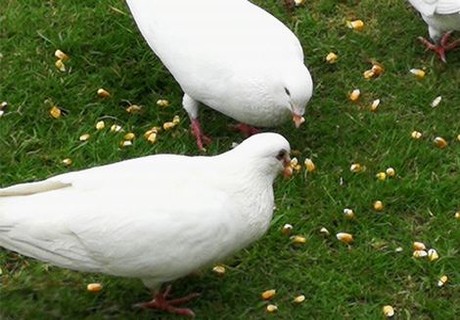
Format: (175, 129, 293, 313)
(190, 119, 211, 151)
(229, 123, 261, 137)
(418, 31, 460, 63)
(134, 285, 200, 318)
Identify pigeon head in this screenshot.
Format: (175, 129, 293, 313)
(229, 133, 292, 179)
(276, 63, 313, 128)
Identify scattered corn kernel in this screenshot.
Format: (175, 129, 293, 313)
(411, 130, 422, 139)
(212, 265, 226, 276)
(146, 132, 157, 144)
(282, 224, 293, 235)
(431, 96, 442, 108)
(79, 133, 90, 141)
(346, 19, 364, 31)
(291, 235, 307, 245)
(376, 172, 387, 181)
(172, 115, 180, 125)
(326, 52, 338, 64)
(266, 304, 278, 313)
(413, 241, 426, 251)
(304, 158, 316, 172)
(349, 89, 361, 102)
(373, 200, 384, 211)
(410, 68, 425, 79)
(319, 227, 330, 236)
(370, 99, 380, 112)
(62, 158, 72, 166)
(0, 101, 7, 110)
(371, 64, 384, 76)
(336, 232, 353, 244)
(395, 247, 403, 253)
(110, 124, 122, 132)
(293, 295, 306, 304)
(428, 248, 439, 261)
(87, 283, 103, 292)
(156, 99, 170, 108)
(382, 305, 394, 317)
(124, 132, 135, 141)
(126, 104, 142, 113)
(457, 134, 460, 141)
(350, 163, 363, 173)
(54, 49, 69, 61)
(163, 122, 176, 130)
(289, 157, 301, 171)
(437, 275, 448, 287)
(363, 69, 375, 79)
(49, 106, 62, 119)
(434, 137, 448, 149)
(343, 208, 355, 219)
(95, 120, 105, 130)
(97, 88, 110, 98)
(455, 211, 460, 220)
(0, 110, 4, 117)
(261, 289, 276, 300)
(294, 0, 305, 6)
(120, 140, 132, 147)
(413, 249, 428, 258)
(386, 167, 395, 177)
(55, 59, 66, 72)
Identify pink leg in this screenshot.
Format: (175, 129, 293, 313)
(229, 123, 261, 137)
(190, 118, 211, 151)
(134, 285, 200, 318)
(418, 31, 460, 63)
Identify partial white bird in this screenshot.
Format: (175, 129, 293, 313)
(408, 0, 460, 62)
(126, 0, 313, 150)
(0, 133, 292, 317)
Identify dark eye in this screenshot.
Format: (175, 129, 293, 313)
(284, 87, 290, 96)
(276, 149, 287, 161)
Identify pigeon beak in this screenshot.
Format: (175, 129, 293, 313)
(293, 113, 305, 128)
(282, 154, 293, 178)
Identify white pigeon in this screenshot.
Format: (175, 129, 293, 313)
(408, 0, 460, 62)
(126, 0, 313, 150)
(0, 133, 292, 317)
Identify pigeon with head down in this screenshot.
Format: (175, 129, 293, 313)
(126, 0, 313, 150)
(0, 133, 292, 317)
(408, 0, 460, 62)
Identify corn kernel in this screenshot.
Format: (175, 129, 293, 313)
(163, 122, 176, 130)
(54, 49, 69, 62)
(319, 227, 330, 236)
(427, 248, 439, 261)
(304, 158, 316, 172)
(95, 120, 105, 130)
(49, 106, 62, 119)
(413, 241, 426, 251)
(382, 305, 394, 317)
(79, 133, 90, 141)
(146, 132, 157, 144)
(434, 137, 447, 149)
(172, 115, 180, 125)
(97, 88, 110, 98)
(413, 249, 428, 258)
(411, 130, 422, 139)
(370, 99, 380, 112)
(363, 69, 374, 79)
(343, 208, 355, 219)
(350, 163, 363, 173)
(123, 132, 136, 141)
(120, 140, 132, 147)
(266, 304, 278, 313)
(431, 96, 442, 108)
(410, 68, 425, 79)
(326, 52, 338, 64)
(261, 289, 276, 300)
(156, 99, 170, 108)
(455, 211, 460, 220)
(291, 235, 307, 245)
(373, 200, 384, 211)
(346, 20, 364, 31)
(62, 158, 72, 166)
(293, 295, 306, 303)
(110, 124, 122, 132)
(437, 275, 448, 287)
(126, 105, 142, 113)
(336, 232, 353, 244)
(0, 101, 7, 110)
(457, 134, 460, 142)
(87, 283, 103, 292)
(212, 265, 226, 276)
(282, 224, 293, 236)
(376, 172, 387, 181)
(294, 0, 305, 6)
(386, 167, 395, 177)
(55, 59, 66, 72)
(349, 89, 361, 102)
(371, 64, 384, 76)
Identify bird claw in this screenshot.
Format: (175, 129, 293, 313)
(418, 32, 460, 63)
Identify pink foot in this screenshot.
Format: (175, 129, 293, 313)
(190, 118, 211, 151)
(134, 285, 200, 318)
(418, 31, 460, 63)
(229, 123, 261, 137)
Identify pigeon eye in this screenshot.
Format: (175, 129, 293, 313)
(284, 87, 290, 96)
(276, 149, 287, 161)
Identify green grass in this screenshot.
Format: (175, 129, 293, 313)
(1, 0, 459, 319)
